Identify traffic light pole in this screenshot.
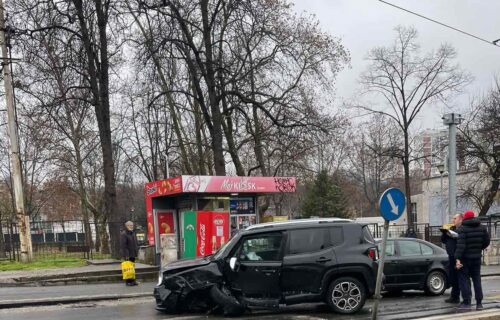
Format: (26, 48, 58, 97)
(0, 0, 33, 262)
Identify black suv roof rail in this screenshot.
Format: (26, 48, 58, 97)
(246, 218, 353, 231)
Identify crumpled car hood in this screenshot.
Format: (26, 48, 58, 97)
(163, 257, 212, 273)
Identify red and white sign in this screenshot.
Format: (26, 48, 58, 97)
(181, 176, 296, 193)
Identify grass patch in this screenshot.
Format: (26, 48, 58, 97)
(0, 257, 87, 271)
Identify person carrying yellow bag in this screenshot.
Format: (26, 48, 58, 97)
(120, 221, 139, 286)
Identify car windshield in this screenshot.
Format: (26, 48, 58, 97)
(212, 235, 238, 260)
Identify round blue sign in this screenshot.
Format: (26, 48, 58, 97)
(379, 188, 406, 221)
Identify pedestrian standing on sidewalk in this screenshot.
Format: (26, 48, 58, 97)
(441, 213, 463, 304)
(120, 221, 139, 286)
(455, 210, 490, 311)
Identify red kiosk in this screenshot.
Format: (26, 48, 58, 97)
(144, 175, 296, 264)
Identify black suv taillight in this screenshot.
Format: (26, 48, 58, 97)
(367, 247, 379, 261)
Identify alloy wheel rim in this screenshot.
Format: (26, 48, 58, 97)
(332, 281, 362, 311)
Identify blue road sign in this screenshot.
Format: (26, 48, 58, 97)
(379, 188, 406, 221)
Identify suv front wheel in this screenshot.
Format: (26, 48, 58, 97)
(326, 277, 366, 314)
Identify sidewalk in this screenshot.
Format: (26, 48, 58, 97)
(0, 260, 158, 287)
(0, 282, 155, 308)
(481, 264, 500, 277)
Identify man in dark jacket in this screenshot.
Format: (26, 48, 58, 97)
(120, 221, 139, 286)
(441, 213, 463, 303)
(455, 211, 490, 310)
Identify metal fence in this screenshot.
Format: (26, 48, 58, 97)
(367, 218, 500, 249)
(0, 220, 147, 261)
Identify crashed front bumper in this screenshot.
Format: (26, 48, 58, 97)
(154, 285, 178, 311)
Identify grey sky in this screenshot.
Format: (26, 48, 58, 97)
(291, 0, 500, 129)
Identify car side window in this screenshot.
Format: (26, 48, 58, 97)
(420, 243, 434, 255)
(289, 228, 329, 255)
(379, 240, 395, 256)
(238, 232, 283, 262)
(398, 240, 422, 256)
(329, 227, 344, 246)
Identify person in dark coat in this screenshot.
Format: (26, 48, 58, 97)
(455, 210, 490, 310)
(441, 213, 463, 303)
(120, 221, 139, 286)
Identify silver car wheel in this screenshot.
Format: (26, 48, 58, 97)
(429, 273, 444, 292)
(332, 281, 362, 311)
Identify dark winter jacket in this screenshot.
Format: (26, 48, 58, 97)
(441, 225, 458, 257)
(454, 218, 490, 261)
(120, 229, 139, 258)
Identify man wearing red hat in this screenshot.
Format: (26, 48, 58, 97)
(454, 210, 490, 311)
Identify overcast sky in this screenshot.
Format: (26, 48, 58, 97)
(291, 0, 500, 130)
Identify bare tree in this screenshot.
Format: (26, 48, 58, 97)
(460, 77, 500, 216)
(348, 115, 401, 215)
(359, 26, 471, 230)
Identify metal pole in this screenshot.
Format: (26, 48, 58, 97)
(448, 122, 457, 220)
(443, 113, 462, 223)
(0, 0, 33, 262)
(371, 219, 389, 320)
(440, 174, 444, 225)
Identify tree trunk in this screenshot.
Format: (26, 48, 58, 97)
(200, 0, 225, 176)
(403, 130, 414, 233)
(0, 219, 6, 258)
(192, 87, 207, 175)
(99, 216, 110, 254)
(72, 0, 120, 257)
(479, 177, 500, 216)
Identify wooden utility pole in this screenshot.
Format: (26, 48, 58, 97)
(0, 0, 33, 262)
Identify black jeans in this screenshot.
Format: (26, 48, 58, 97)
(458, 258, 482, 304)
(447, 256, 460, 299)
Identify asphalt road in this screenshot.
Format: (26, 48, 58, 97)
(1, 277, 500, 320)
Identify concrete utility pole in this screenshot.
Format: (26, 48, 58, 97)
(437, 163, 446, 225)
(443, 113, 462, 223)
(0, 0, 33, 262)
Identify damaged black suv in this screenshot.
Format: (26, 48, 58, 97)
(154, 218, 379, 315)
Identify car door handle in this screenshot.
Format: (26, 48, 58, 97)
(260, 269, 277, 274)
(316, 257, 332, 263)
(387, 261, 398, 264)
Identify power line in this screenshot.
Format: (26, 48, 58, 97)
(378, 0, 499, 48)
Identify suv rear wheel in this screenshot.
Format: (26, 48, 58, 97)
(326, 277, 366, 314)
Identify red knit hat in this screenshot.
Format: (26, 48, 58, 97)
(463, 210, 475, 220)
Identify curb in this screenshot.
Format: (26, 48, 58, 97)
(0, 269, 159, 287)
(418, 309, 500, 320)
(482, 273, 500, 278)
(0, 292, 153, 309)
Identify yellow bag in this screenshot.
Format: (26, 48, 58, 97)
(121, 261, 136, 280)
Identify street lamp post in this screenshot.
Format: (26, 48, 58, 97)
(437, 163, 446, 225)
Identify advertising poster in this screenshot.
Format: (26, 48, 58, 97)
(157, 211, 174, 235)
(211, 212, 229, 252)
(229, 198, 255, 215)
(196, 211, 212, 257)
(182, 211, 197, 259)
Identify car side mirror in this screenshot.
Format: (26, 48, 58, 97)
(229, 257, 238, 271)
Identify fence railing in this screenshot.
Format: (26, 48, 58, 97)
(0, 220, 147, 261)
